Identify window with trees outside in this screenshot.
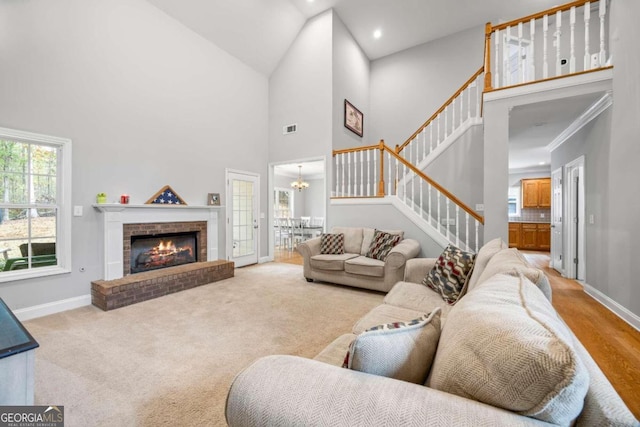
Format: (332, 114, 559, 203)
(0, 127, 71, 281)
(274, 188, 293, 219)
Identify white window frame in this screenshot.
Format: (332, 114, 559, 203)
(273, 187, 294, 219)
(508, 186, 521, 217)
(0, 126, 72, 282)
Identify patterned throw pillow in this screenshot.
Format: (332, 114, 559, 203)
(366, 229, 402, 261)
(343, 309, 441, 384)
(320, 233, 345, 254)
(423, 244, 476, 305)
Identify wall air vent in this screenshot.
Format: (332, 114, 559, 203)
(283, 124, 297, 135)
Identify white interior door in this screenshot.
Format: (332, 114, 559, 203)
(564, 157, 585, 280)
(227, 170, 259, 267)
(551, 168, 563, 273)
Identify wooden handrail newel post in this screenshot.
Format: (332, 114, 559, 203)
(378, 140, 385, 196)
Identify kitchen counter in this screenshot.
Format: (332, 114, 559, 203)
(509, 220, 551, 224)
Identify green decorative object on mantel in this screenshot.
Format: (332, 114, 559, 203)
(96, 193, 107, 204)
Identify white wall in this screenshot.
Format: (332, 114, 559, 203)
(0, 0, 268, 310)
(331, 13, 370, 150)
(268, 11, 333, 164)
(369, 26, 484, 148)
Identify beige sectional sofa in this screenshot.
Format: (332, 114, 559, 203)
(297, 226, 421, 293)
(226, 239, 638, 426)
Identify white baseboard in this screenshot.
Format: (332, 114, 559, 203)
(259, 256, 273, 264)
(583, 283, 640, 332)
(14, 294, 92, 322)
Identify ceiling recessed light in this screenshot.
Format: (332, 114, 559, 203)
(373, 29, 382, 39)
(539, 161, 546, 165)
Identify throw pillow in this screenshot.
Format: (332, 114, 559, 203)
(423, 244, 476, 305)
(426, 273, 589, 425)
(343, 308, 441, 384)
(320, 233, 345, 255)
(366, 229, 402, 261)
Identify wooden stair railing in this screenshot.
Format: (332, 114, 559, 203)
(396, 67, 484, 157)
(333, 141, 484, 251)
(484, 0, 610, 92)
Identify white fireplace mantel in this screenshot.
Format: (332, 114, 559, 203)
(93, 204, 222, 280)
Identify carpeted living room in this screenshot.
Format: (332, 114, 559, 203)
(1, 0, 640, 426)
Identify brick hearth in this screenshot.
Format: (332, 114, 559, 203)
(91, 260, 234, 311)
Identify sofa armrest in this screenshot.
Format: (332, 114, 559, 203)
(385, 238, 420, 269)
(297, 237, 321, 258)
(226, 355, 551, 427)
(404, 257, 437, 283)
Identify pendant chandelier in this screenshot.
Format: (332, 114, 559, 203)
(291, 165, 309, 192)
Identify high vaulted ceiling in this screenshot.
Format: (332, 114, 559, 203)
(146, 0, 561, 76)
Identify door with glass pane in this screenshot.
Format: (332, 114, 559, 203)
(227, 171, 259, 267)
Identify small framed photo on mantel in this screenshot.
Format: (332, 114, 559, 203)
(207, 193, 221, 206)
(344, 99, 363, 137)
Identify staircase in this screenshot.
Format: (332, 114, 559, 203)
(332, 0, 610, 253)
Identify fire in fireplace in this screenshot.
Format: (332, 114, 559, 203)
(130, 232, 197, 274)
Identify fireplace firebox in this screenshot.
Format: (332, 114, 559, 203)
(130, 232, 197, 274)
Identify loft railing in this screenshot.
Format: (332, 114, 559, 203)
(333, 141, 483, 252)
(396, 67, 484, 160)
(484, 0, 610, 91)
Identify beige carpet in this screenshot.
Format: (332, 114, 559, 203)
(25, 262, 384, 426)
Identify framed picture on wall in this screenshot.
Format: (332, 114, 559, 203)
(207, 193, 220, 206)
(344, 99, 363, 137)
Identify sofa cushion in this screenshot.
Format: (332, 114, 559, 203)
(344, 309, 441, 384)
(427, 273, 589, 425)
(472, 247, 543, 290)
(466, 237, 508, 292)
(366, 229, 402, 261)
(384, 281, 452, 322)
(320, 233, 345, 255)
(314, 333, 356, 367)
(361, 228, 404, 255)
(344, 256, 385, 277)
(310, 253, 359, 271)
(352, 304, 426, 335)
(422, 244, 476, 305)
(331, 227, 363, 255)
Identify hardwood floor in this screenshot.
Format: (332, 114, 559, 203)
(272, 247, 639, 418)
(274, 246, 303, 265)
(522, 251, 640, 419)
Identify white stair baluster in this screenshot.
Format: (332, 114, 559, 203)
(340, 153, 345, 197)
(387, 152, 392, 196)
(452, 98, 456, 131)
(475, 75, 481, 117)
(373, 149, 378, 196)
(570, 7, 576, 73)
(530, 19, 536, 82)
(518, 22, 523, 84)
(420, 178, 424, 219)
(360, 150, 364, 196)
(334, 155, 338, 197)
(465, 213, 470, 251)
(475, 222, 479, 253)
(428, 184, 432, 226)
(584, 2, 591, 70)
(437, 192, 442, 233)
(444, 106, 449, 139)
(445, 199, 451, 240)
(543, 15, 549, 79)
(455, 205, 460, 247)
(503, 26, 510, 87)
(429, 124, 434, 154)
(599, 0, 607, 67)
(347, 152, 352, 197)
(494, 29, 501, 88)
(437, 114, 441, 147)
(555, 11, 562, 77)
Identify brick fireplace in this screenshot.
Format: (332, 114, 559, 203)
(123, 221, 206, 276)
(92, 204, 233, 310)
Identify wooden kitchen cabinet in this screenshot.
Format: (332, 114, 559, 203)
(508, 222, 551, 251)
(521, 223, 538, 249)
(537, 223, 551, 250)
(521, 178, 551, 208)
(508, 223, 521, 248)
